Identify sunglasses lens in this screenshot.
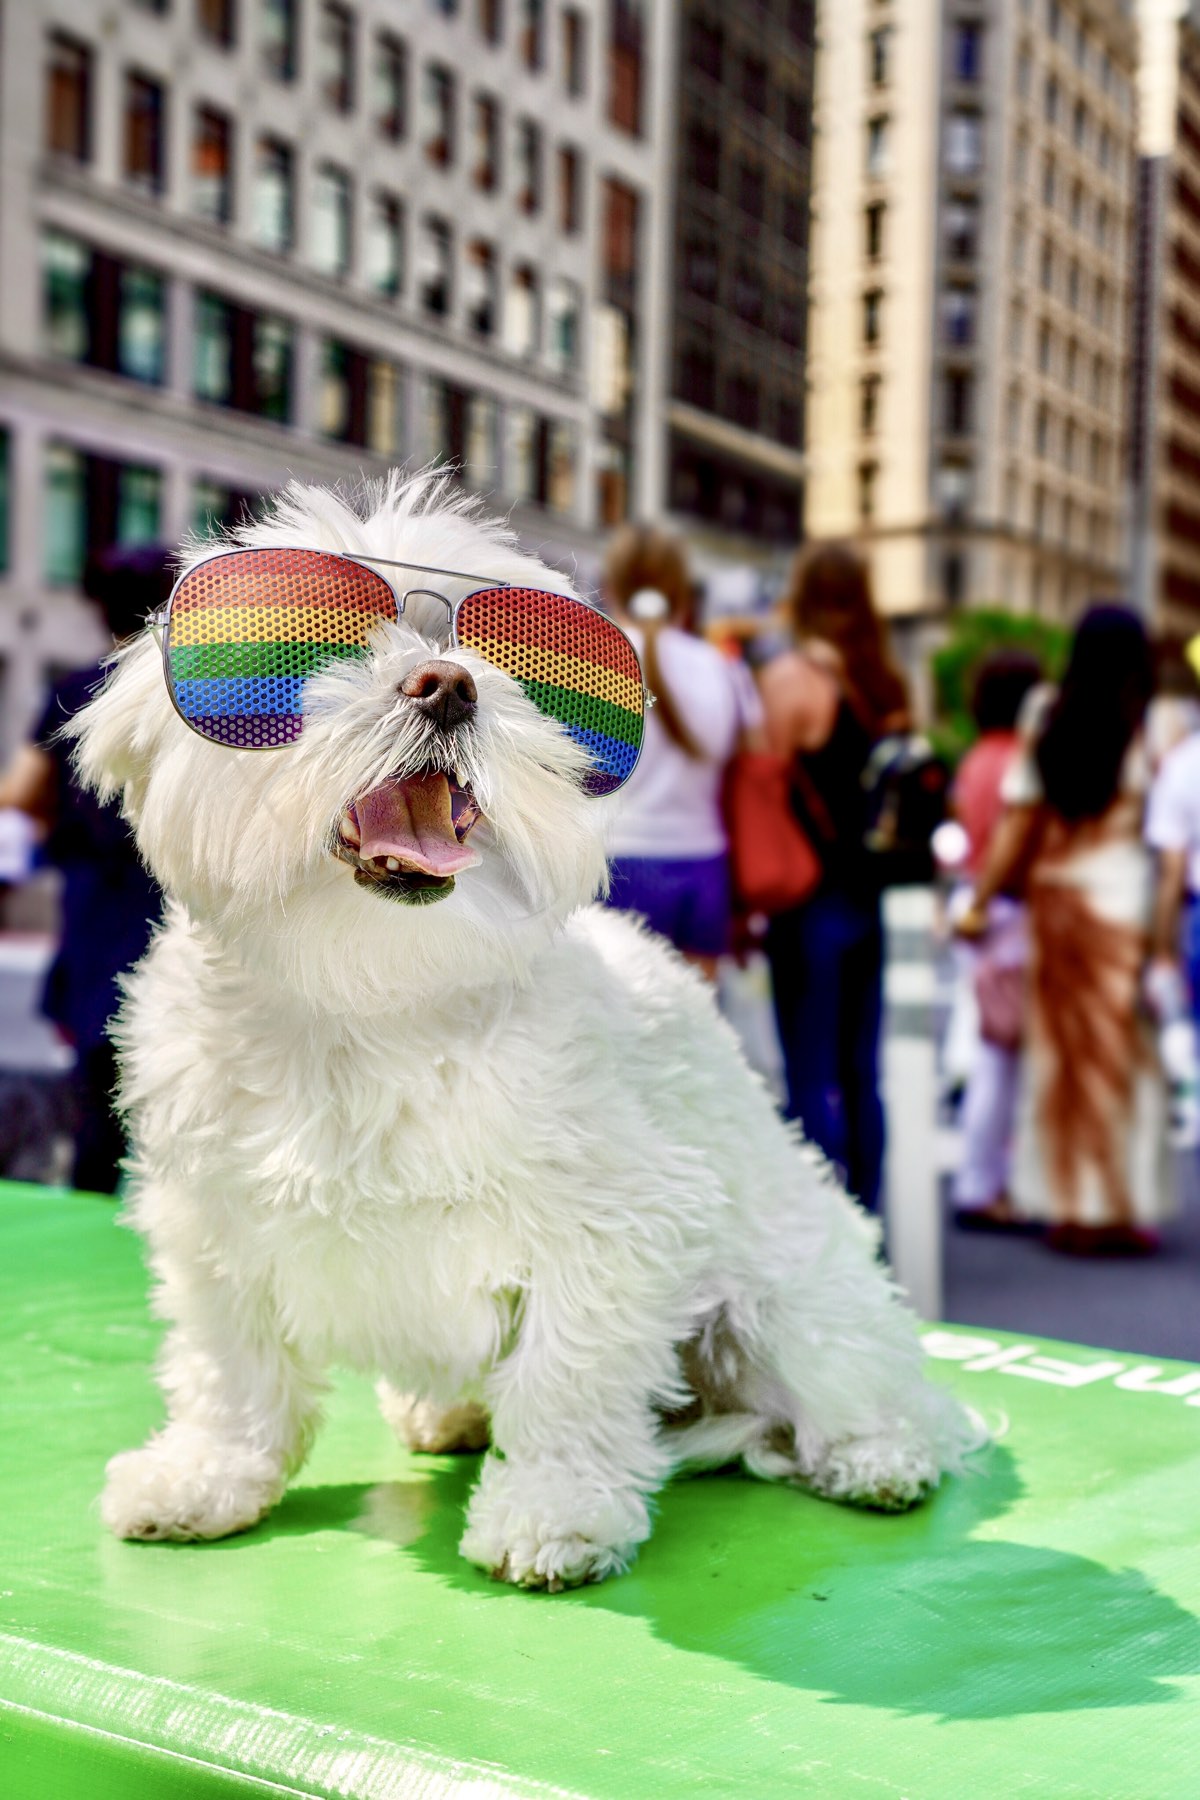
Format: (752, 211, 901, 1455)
(457, 588, 644, 795)
(165, 549, 396, 747)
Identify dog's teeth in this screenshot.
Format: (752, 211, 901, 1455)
(385, 856, 400, 872)
(340, 811, 360, 845)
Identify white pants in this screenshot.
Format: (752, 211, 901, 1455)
(951, 894, 1024, 1209)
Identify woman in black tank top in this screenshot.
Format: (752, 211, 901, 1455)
(758, 546, 909, 1215)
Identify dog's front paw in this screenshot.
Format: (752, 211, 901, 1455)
(805, 1433, 941, 1512)
(101, 1425, 286, 1542)
(460, 1457, 647, 1591)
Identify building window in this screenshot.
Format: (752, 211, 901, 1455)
(1037, 319, 1052, 373)
(423, 63, 455, 166)
(944, 111, 981, 174)
(866, 115, 889, 179)
(125, 73, 167, 196)
(466, 393, 499, 488)
(732, 262, 763, 329)
(869, 26, 891, 85)
(863, 288, 882, 345)
(194, 291, 293, 421)
(478, 0, 504, 47)
(547, 276, 580, 374)
(547, 420, 577, 514)
(505, 264, 540, 359)
(46, 33, 92, 162)
(944, 198, 977, 261)
(44, 444, 162, 585)
(373, 35, 407, 140)
(558, 146, 582, 233)
(1095, 201, 1109, 251)
(1070, 179, 1084, 230)
(42, 230, 166, 385)
(418, 215, 453, 316)
(778, 288, 803, 349)
(684, 236, 718, 300)
(261, 0, 299, 80)
(737, 158, 765, 219)
(861, 373, 880, 434)
(197, 0, 236, 48)
(193, 480, 260, 537)
(516, 118, 542, 213)
(1044, 74, 1058, 126)
(945, 371, 972, 434)
(319, 3, 355, 112)
(689, 120, 721, 192)
(937, 460, 972, 518)
(678, 342, 716, 411)
(519, 0, 545, 70)
(312, 165, 352, 277)
(1035, 403, 1049, 457)
(608, 0, 643, 134)
(1067, 259, 1080, 311)
(1073, 98, 1087, 149)
(193, 107, 233, 223)
(858, 461, 877, 522)
(472, 94, 500, 189)
(1040, 238, 1054, 292)
(1017, 48, 1031, 101)
(422, 374, 468, 468)
(563, 8, 586, 95)
(601, 178, 639, 298)
(688, 13, 723, 80)
(942, 551, 965, 606)
(365, 192, 403, 297)
(865, 201, 886, 260)
(742, 53, 768, 113)
(318, 340, 403, 453)
(253, 138, 293, 251)
(1042, 153, 1056, 209)
(941, 287, 975, 345)
(465, 239, 497, 335)
(953, 22, 982, 82)
(1006, 386, 1022, 445)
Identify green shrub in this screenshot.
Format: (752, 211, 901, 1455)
(930, 608, 1071, 768)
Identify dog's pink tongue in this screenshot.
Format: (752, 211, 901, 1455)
(354, 775, 479, 876)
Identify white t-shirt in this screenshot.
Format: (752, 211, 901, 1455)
(607, 626, 762, 860)
(1146, 731, 1200, 895)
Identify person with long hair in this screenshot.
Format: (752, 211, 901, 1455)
(758, 543, 910, 1213)
(602, 524, 762, 977)
(959, 605, 1169, 1253)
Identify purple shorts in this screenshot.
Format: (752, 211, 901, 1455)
(605, 853, 732, 958)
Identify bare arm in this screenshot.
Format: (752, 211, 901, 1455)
(956, 804, 1043, 938)
(0, 744, 56, 834)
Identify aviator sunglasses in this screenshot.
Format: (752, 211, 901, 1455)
(153, 546, 647, 797)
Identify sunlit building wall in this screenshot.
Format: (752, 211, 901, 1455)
(0, 0, 667, 749)
(1130, 0, 1200, 631)
(806, 0, 1137, 621)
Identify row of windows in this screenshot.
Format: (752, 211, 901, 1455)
(16, 400, 581, 588)
(1015, 165, 1114, 250)
(83, 2, 604, 110)
(48, 43, 588, 242)
(683, 13, 812, 146)
(1006, 393, 1115, 483)
(673, 340, 802, 449)
(1010, 304, 1115, 407)
(870, 19, 982, 88)
(867, 111, 984, 184)
(680, 238, 805, 350)
(42, 228, 584, 394)
(684, 118, 808, 242)
(1026, 0, 1131, 110)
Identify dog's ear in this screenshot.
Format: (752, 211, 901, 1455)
(68, 633, 166, 820)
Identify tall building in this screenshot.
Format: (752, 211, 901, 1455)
(1130, 0, 1200, 632)
(806, 0, 1138, 625)
(0, 0, 670, 752)
(663, 0, 815, 557)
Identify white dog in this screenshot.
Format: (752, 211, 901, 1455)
(74, 472, 977, 1590)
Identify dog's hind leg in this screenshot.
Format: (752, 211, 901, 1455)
(736, 1249, 981, 1510)
(101, 1233, 326, 1542)
(377, 1384, 490, 1453)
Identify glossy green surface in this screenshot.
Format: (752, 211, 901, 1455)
(2, 1181, 1200, 1799)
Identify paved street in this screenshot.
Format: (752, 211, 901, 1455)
(2, 923, 1197, 1362)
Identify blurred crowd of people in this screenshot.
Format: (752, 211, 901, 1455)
(2, 522, 1199, 1263)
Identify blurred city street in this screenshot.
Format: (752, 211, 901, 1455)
(4, 915, 1197, 1360)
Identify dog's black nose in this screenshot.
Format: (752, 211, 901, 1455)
(399, 659, 478, 732)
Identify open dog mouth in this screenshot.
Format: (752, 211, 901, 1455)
(334, 772, 482, 905)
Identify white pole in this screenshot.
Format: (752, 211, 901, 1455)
(882, 886, 943, 1320)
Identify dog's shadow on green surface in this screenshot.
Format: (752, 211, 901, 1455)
(282, 1443, 1200, 1724)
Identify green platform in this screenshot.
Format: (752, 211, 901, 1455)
(2, 1182, 1200, 1798)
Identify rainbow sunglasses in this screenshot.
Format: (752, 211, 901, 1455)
(154, 546, 647, 797)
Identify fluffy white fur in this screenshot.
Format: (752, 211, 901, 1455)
(73, 470, 979, 1590)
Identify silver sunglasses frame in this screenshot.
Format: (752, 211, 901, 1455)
(151, 546, 649, 794)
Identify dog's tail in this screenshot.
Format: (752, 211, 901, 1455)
(661, 1412, 766, 1474)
